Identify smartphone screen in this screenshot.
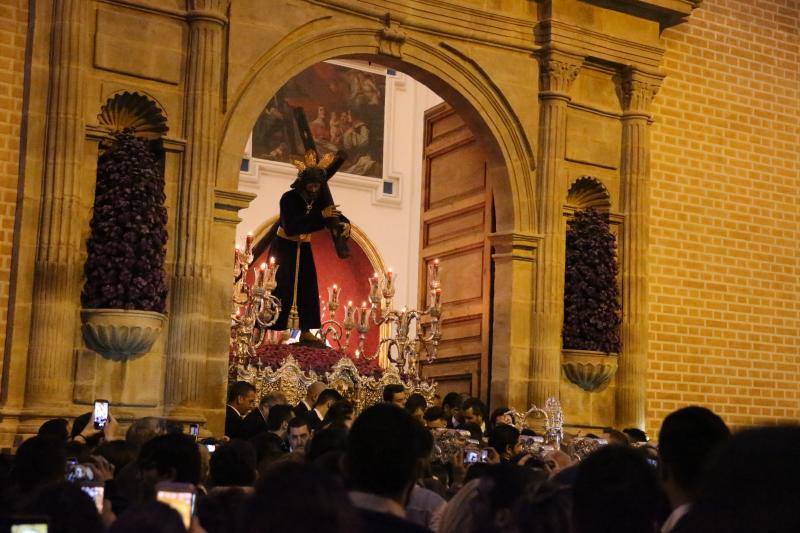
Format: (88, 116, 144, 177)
(190, 424, 199, 438)
(464, 450, 479, 464)
(156, 483, 196, 529)
(80, 482, 104, 513)
(93, 400, 109, 430)
(205, 443, 216, 453)
(11, 525, 48, 533)
(480, 449, 490, 462)
(11, 524, 47, 533)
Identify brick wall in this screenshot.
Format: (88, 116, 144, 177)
(0, 0, 28, 358)
(647, 0, 800, 433)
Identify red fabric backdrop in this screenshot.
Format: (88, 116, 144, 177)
(251, 231, 380, 355)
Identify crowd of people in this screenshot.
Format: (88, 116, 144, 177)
(0, 380, 797, 533)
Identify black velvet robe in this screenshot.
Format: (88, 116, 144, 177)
(268, 189, 329, 331)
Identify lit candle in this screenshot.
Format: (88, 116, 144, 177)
(344, 301, 357, 329)
(428, 258, 441, 289)
(368, 273, 382, 302)
(433, 288, 442, 309)
(359, 301, 370, 328)
(266, 257, 278, 286)
(384, 268, 395, 294)
(257, 262, 267, 287)
(245, 232, 254, 248)
(328, 284, 341, 306)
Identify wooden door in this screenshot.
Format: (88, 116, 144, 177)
(418, 103, 493, 402)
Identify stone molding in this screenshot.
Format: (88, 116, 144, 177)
(378, 13, 407, 58)
(489, 231, 542, 263)
(309, 0, 538, 52)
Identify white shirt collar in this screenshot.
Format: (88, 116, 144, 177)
(227, 404, 244, 418)
(661, 503, 692, 533)
(349, 491, 406, 518)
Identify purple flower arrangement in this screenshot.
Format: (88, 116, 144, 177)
(562, 208, 622, 354)
(81, 130, 168, 312)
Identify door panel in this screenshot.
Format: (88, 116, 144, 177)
(419, 103, 493, 400)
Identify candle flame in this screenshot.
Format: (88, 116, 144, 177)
(348, 300, 353, 306)
(269, 256, 275, 264)
(361, 301, 367, 307)
(260, 262, 267, 270)
(333, 284, 338, 289)
(434, 258, 439, 264)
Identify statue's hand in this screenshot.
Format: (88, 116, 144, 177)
(322, 204, 342, 219)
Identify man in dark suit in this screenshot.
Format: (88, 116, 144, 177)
(241, 392, 287, 439)
(225, 381, 256, 439)
(658, 406, 730, 533)
(346, 403, 432, 533)
(295, 381, 325, 418)
(306, 388, 342, 432)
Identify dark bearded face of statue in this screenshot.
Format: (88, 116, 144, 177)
(304, 182, 321, 198)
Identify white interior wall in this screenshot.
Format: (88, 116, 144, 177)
(236, 61, 443, 309)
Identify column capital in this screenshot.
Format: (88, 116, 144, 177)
(188, 0, 229, 24)
(536, 50, 584, 98)
(619, 67, 664, 117)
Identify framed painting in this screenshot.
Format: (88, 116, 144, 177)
(251, 61, 386, 179)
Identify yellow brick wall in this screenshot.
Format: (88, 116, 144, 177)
(0, 0, 28, 358)
(647, 0, 800, 433)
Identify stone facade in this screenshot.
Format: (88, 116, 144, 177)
(0, 0, 28, 398)
(1, 0, 796, 443)
(647, 0, 800, 433)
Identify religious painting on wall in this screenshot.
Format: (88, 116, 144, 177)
(251, 61, 386, 179)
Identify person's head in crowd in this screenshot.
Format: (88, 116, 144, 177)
(515, 482, 574, 533)
(109, 500, 187, 533)
(195, 486, 250, 533)
(573, 445, 664, 533)
(423, 406, 448, 429)
(209, 439, 257, 488)
(137, 432, 202, 494)
(69, 412, 92, 440)
(461, 422, 484, 441)
(313, 388, 343, 419)
(346, 403, 433, 505)
(256, 392, 286, 419)
(227, 381, 257, 416)
(602, 428, 631, 446)
(442, 392, 463, 425)
(488, 406, 512, 435)
(405, 393, 427, 422)
(304, 381, 327, 408)
(38, 418, 70, 443)
(463, 397, 487, 429)
(11, 435, 67, 492)
(250, 431, 287, 474)
(287, 416, 311, 452)
(306, 425, 349, 463)
(265, 404, 295, 438)
(241, 461, 359, 533)
(95, 439, 137, 475)
(658, 406, 730, 510)
(382, 383, 407, 407)
(688, 425, 800, 533)
(489, 423, 522, 461)
(322, 399, 355, 429)
(623, 427, 648, 444)
(20, 481, 104, 533)
(126, 416, 167, 451)
(440, 464, 542, 533)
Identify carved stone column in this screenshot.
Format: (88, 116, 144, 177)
(24, 0, 85, 408)
(489, 231, 540, 409)
(530, 50, 582, 405)
(616, 67, 662, 429)
(164, 1, 228, 413)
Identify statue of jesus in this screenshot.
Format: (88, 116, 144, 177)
(266, 149, 351, 344)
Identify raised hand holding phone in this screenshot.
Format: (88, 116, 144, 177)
(156, 482, 196, 530)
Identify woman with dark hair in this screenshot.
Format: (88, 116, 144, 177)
(38, 418, 70, 443)
(487, 407, 511, 437)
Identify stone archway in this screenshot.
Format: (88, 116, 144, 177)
(212, 25, 540, 413)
